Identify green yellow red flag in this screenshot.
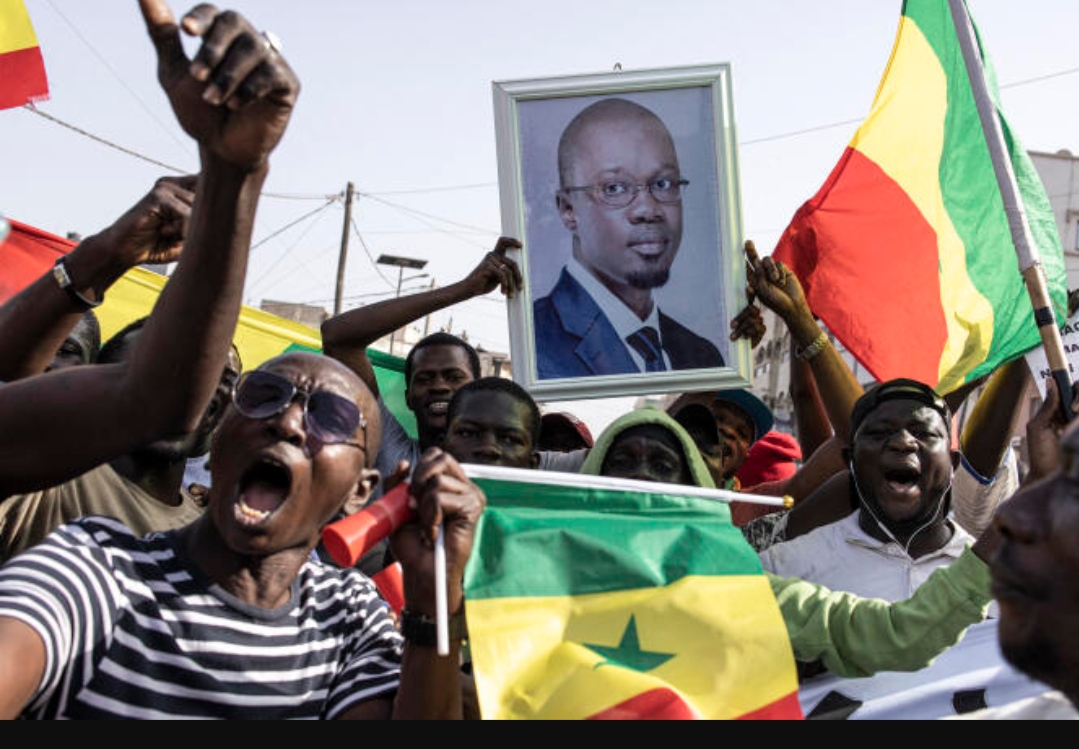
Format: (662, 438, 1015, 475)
(0, 0, 49, 110)
(772, 0, 1067, 395)
(464, 468, 803, 720)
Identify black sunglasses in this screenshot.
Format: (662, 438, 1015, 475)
(233, 370, 366, 448)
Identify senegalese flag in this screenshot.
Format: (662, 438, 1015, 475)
(772, 0, 1067, 395)
(464, 468, 803, 721)
(0, 218, 418, 437)
(0, 0, 49, 110)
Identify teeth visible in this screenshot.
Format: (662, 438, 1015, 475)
(237, 499, 271, 521)
(429, 402, 449, 414)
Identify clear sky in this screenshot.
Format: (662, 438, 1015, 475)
(4, 0, 1078, 434)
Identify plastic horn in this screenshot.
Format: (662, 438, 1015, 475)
(322, 483, 414, 568)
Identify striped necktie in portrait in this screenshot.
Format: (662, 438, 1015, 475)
(627, 326, 667, 372)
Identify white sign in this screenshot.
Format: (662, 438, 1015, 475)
(798, 620, 1051, 720)
(1024, 310, 1079, 400)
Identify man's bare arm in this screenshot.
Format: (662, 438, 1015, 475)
(0, 1, 300, 498)
(322, 237, 522, 386)
(0, 176, 196, 382)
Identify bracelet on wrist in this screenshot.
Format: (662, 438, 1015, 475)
(52, 257, 103, 309)
(795, 331, 829, 362)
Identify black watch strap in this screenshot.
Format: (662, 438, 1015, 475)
(53, 257, 103, 309)
(400, 608, 467, 648)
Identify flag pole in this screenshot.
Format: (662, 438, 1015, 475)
(949, 0, 1074, 420)
(462, 464, 794, 509)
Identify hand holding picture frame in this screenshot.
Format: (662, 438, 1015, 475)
(493, 63, 752, 402)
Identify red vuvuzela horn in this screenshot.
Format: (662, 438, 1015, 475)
(322, 483, 415, 568)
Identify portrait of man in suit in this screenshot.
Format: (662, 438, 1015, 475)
(532, 97, 725, 381)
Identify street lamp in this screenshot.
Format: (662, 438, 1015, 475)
(377, 254, 429, 355)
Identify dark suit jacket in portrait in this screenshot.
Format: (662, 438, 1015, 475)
(533, 268, 724, 381)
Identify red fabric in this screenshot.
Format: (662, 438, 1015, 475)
(0, 219, 74, 303)
(772, 147, 949, 386)
(738, 431, 802, 487)
(587, 688, 699, 721)
(0, 45, 50, 110)
(732, 432, 803, 527)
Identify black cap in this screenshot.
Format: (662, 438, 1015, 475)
(850, 379, 952, 439)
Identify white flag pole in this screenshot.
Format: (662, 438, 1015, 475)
(948, 0, 1073, 417)
(462, 464, 793, 509)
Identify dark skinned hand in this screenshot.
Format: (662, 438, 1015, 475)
(465, 236, 524, 299)
(139, 0, 301, 172)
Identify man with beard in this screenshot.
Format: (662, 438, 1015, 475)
(533, 98, 726, 379)
(0, 319, 242, 563)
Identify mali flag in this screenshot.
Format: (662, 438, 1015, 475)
(0, 218, 418, 437)
(0, 0, 49, 110)
(772, 0, 1067, 395)
(464, 469, 803, 721)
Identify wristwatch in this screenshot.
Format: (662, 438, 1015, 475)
(53, 257, 102, 309)
(400, 608, 468, 648)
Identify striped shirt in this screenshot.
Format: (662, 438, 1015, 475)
(0, 516, 404, 719)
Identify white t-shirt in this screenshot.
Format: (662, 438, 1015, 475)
(759, 511, 977, 604)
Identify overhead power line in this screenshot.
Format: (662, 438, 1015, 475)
(21, 61, 1079, 200)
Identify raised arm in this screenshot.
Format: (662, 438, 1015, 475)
(0, 175, 196, 382)
(746, 240, 864, 444)
(321, 237, 522, 384)
(0, 0, 300, 499)
(790, 349, 834, 459)
(957, 360, 1031, 478)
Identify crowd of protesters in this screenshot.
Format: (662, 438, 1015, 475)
(0, 0, 1077, 722)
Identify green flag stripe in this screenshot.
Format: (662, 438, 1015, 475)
(904, 0, 1067, 381)
(465, 479, 763, 600)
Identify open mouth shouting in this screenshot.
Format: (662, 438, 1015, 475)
(881, 464, 922, 496)
(235, 457, 292, 527)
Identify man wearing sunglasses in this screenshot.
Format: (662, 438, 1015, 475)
(533, 97, 739, 381)
(0, 350, 485, 719)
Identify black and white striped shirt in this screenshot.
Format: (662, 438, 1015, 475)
(0, 516, 403, 719)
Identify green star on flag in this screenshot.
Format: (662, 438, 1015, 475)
(585, 616, 675, 673)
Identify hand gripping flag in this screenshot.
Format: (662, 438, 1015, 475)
(772, 0, 1067, 395)
(463, 468, 803, 720)
(0, 0, 49, 110)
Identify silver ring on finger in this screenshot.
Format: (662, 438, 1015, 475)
(261, 30, 284, 55)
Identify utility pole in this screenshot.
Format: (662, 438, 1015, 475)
(333, 182, 355, 316)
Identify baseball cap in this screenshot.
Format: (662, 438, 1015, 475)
(539, 411, 595, 450)
(850, 379, 952, 441)
(736, 431, 803, 488)
(713, 389, 774, 445)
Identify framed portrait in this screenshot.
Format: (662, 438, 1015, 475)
(493, 63, 751, 403)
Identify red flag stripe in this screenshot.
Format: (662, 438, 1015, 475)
(773, 147, 949, 385)
(0, 45, 49, 110)
(586, 688, 700, 721)
(0, 219, 75, 303)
